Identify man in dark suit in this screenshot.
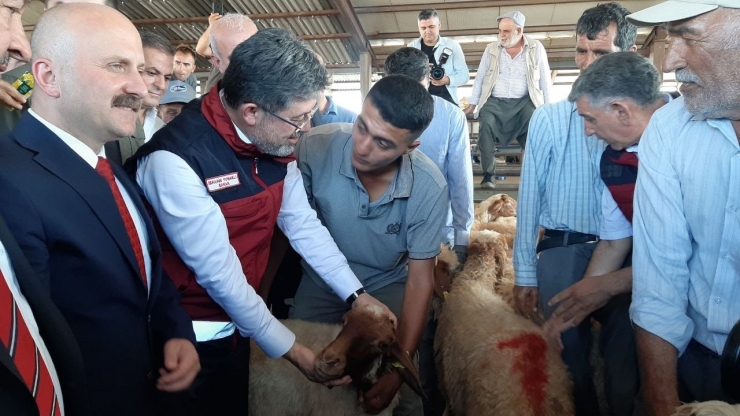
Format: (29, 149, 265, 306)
(0, 4, 199, 416)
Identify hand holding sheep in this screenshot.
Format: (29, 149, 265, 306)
(361, 370, 404, 414)
(283, 341, 353, 387)
(513, 285, 543, 322)
(352, 293, 398, 328)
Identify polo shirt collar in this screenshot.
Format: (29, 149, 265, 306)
(324, 96, 338, 116)
(339, 136, 414, 200)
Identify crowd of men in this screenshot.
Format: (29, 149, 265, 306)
(0, 0, 738, 416)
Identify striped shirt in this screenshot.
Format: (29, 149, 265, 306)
(631, 97, 740, 355)
(513, 100, 605, 286)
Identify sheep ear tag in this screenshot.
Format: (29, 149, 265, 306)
(388, 343, 427, 400)
(433, 259, 452, 300)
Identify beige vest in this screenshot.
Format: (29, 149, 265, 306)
(474, 35, 545, 118)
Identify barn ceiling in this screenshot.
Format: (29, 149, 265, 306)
(22, 0, 666, 75)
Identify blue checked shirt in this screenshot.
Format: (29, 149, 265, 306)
(513, 100, 606, 286)
(631, 97, 740, 355)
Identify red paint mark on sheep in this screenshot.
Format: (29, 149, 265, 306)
(497, 333, 549, 415)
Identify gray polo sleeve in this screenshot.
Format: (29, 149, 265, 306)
(406, 177, 449, 260)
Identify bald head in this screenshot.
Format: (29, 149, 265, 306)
(30, 3, 148, 151)
(209, 13, 258, 72)
(33, 4, 134, 68)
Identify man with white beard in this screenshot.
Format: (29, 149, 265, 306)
(625, 1, 740, 415)
(464, 10, 551, 188)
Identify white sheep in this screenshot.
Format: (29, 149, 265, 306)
(248, 304, 422, 416)
(435, 231, 574, 416)
(673, 401, 740, 416)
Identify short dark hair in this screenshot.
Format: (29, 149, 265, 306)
(366, 75, 434, 141)
(418, 9, 438, 21)
(568, 52, 661, 109)
(140, 30, 175, 56)
(222, 28, 327, 113)
(175, 44, 196, 60)
(576, 2, 637, 52)
(384, 47, 430, 83)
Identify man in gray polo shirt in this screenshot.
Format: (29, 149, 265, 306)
(291, 75, 447, 416)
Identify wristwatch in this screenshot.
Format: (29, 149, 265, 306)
(345, 287, 367, 306)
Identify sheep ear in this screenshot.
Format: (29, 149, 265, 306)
(388, 343, 427, 400)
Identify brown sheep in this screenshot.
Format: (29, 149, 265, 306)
(248, 305, 422, 416)
(673, 401, 740, 416)
(435, 231, 574, 416)
(474, 194, 518, 223)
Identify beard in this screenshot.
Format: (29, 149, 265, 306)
(249, 123, 297, 157)
(676, 67, 740, 119)
(500, 34, 522, 49)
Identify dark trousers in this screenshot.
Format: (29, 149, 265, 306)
(538, 243, 639, 416)
(678, 339, 734, 403)
(156, 334, 250, 416)
(477, 95, 535, 176)
(418, 309, 445, 416)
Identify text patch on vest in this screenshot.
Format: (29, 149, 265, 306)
(206, 172, 240, 192)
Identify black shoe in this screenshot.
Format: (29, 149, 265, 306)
(480, 174, 496, 189)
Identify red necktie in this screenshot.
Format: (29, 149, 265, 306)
(0, 268, 62, 416)
(96, 157, 148, 288)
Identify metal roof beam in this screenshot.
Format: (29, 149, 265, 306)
(355, 0, 596, 14)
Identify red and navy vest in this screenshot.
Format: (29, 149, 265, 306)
(600, 146, 638, 223)
(128, 91, 293, 322)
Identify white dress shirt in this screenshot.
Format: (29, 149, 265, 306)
(136, 121, 363, 358)
(0, 241, 65, 415)
(142, 107, 165, 142)
(28, 109, 152, 291)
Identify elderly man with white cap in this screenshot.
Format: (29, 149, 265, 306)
(464, 10, 551, 188)
(625, 1, 740, 414)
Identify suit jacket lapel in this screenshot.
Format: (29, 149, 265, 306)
(11, 114, 144, 289)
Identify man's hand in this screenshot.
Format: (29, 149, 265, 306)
(0, 79, 27, 110)
(452, 245, 467, 265)
(513, 285, 540, 321)
(157, 339, 200, 392)
(361, 370, 403, 414)
(429, 75, 450, 87)
(548, 275, 614, 327)
(283, 342, 352, 387)
(463, 104, 476, 115)
(353, 293, 397, 327)
(541, 315, 572, 352)
(208, 12, 221, 25)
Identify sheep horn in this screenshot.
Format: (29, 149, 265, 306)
(387, 343, 427, 400)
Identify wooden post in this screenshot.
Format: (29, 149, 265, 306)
(360, 52, 372, 99)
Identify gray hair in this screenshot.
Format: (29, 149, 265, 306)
(140, 30, 175, 56)
(209, 13, 255, 60)
(222, 27, 327, 113)
(568, 51, 661, 109)
(418, 9, 438, 21)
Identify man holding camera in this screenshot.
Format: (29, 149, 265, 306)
(465, 11, 551, 189)
(408, 9, 469, 106)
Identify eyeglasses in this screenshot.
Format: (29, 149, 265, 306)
(262, 105, 318, 136)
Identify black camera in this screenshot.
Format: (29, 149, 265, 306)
(431, 47, 453, 80)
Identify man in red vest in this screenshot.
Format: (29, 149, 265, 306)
(542, 52, 670, 346)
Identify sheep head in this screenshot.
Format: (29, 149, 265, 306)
(672, 401, 740, 416)
(313, 305, 424, 399)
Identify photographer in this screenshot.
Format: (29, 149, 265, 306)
(465, 11, 551, 189)
(408, 9, 469, 106)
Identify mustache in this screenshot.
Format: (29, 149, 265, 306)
(675, 68, 700, 84)
(111, 94, 142, 111)
(0, 53, 9, 67)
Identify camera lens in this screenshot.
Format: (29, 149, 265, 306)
(431, 66, 445, 80)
